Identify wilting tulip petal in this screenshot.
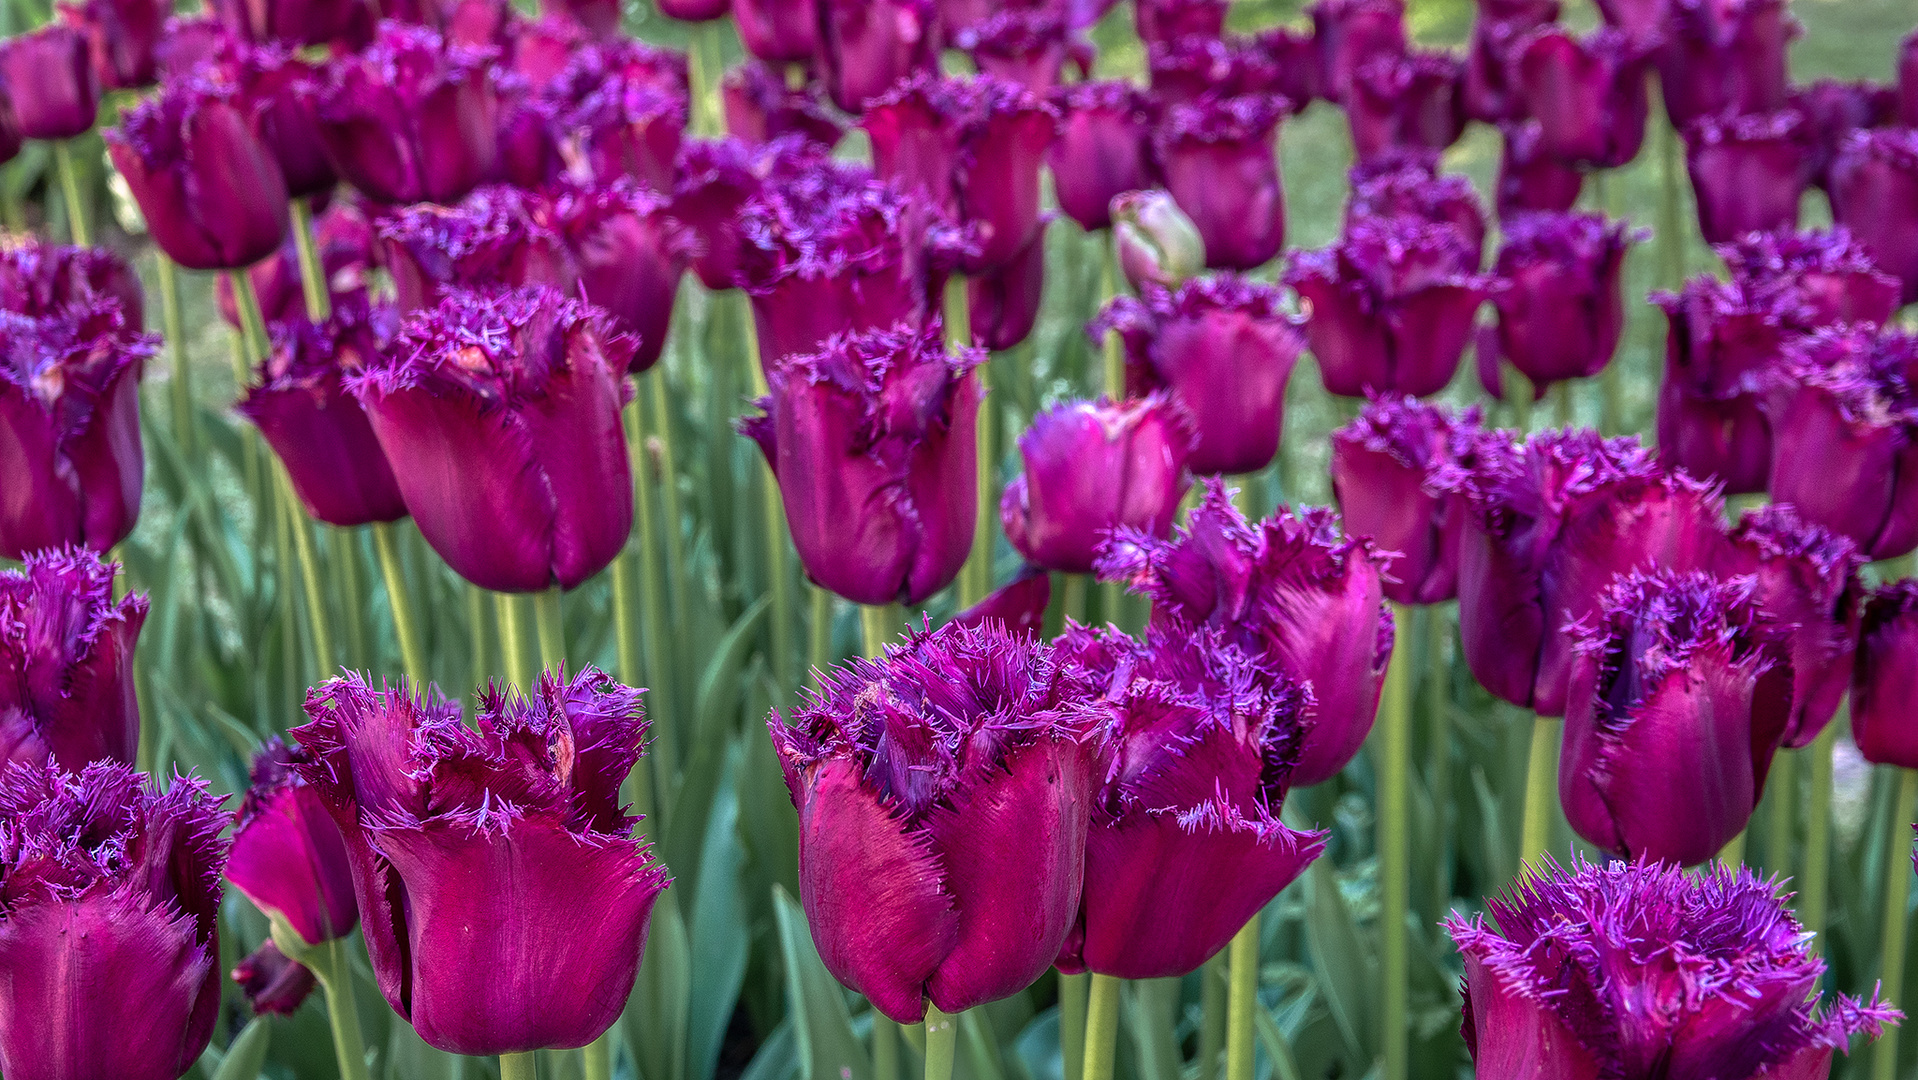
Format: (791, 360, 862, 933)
(1331, 396, 1484, 605)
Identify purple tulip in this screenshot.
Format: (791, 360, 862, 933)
(1251, 26, 1322, 106)
(153, 14, 237, 80)
(0, 761, 227, 1080)
(735, 0, 816, 62)
(1345, 158, 1486, 266)
(1761, 328, 1918, 563)
(1514, 26, 1650, 169)
(59, 0, 165, 89)
(492, 77, 561, 188)
(377, 186, 576, 314)
(237, 303, 408, 528)
(1457, 430, 1731, 716)
(0, 239, 143, 326)
(315, 22, 498, 206)
(226, 738, 359, 946)
(1830, 129, 1918, 306)
(1855, 581, 1918, 769)
(1650, 277, 1792, 494)
(1465, 0, 1558, 123)
(347, 286, 635, 593)
(720, 63, 846, 149)
(1047, 80, 1154, 232)
(0, 547, 144, 771)
(969, 214, 1049, 351)
(1330, 397, 1484, 605)
(1093, 276, 1303, 476)
(504, 14, 593, 87)
(227, 44, 336, 199)
(1658, 0, 1796, 130)
(1685, 110, 1809, 246)
(1148, 35, 1249, 105)
(1725, 504, 1863, 749)
(958, 8, 1075, 94)
(1309, 0, 1406, 103)
(658, 0, 727, 20)
(1902, 32, 1918, 126)
(554, 56, 688, 194)
(534, 0, 618, 35)
(1154, 94, 1288, 271)
(672, 137, 818, 292)
(815, 0, 939, 114)
(1001, 394, 1193, 575)
(770, 619, 1101, 1022)
(1496, 119, 1584, 215)
(233, 941, 318, 1017)
(1111, 189, 1205, 293)
(1484, 211, 1641, 396)
(0, 26, 97, 140)
(1792, 79, 1897, 192)
(1561, 571, 1793, 866)
(1053, 622, 1325, 979)
(1592, 0, 1662, 43)
(292, 670, 668, 1054)
(1135, 0, 1226, 44)
(217, 199, 376, 329)
(741, 323, 980, 606)
(1287, 216, 1496, 399)
(1097, 481, 1394, 786)
(951, 563, 1051, 634)
(1346, 51, 1465, 165)
(557, 180, 690, 372)
(1719, 227, 1902, 329)
(206, 0, 367, 46)
(1449, 857, 1896, 1078)
(0, 303, 151, 560)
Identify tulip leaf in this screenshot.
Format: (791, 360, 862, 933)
(1123, 980, 1181, 1080)
(628, 890, 693, 1080)
(739, 1021, 799, 1080)
(772, 884, 872, 1080)
(1302, 861, 1373, 1062)
(688, 749, 751, 1080)
(666, 595, 771, 900)
(211, 1016, 271, 1080)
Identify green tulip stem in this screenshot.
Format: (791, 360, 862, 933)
(533, 587, 564, 671)
(500, 1052, 538, 1080)
(496, 592, 532, 691)
(53, 140, 87, 246)
(155, 252, 194, 459)
(861, 604, 898, 659)
(1872, 767, 1918, 1080)
(874, 1014, 901, 1080)
(1225, 918, 1258, 1080)
(646, 375, 690, 662)
(290, 196, 332, 323)
(743, 297, 797, 692)
(809, 586, 834, 686)
(1519, 715, 1561, 872)
(1802, 722, 1839, 946)
(1379, 605, 1412, 1080)
(1058, 972, 1090, 1080)
(371, 522, 427, 682)
(277, 466, 335, 675)
(1098, 243, 1129, 623)
(1083, 973, 1120, 1080)
(334, 527, 368, 664)
(925, 1006, 960, 1080)
(281, 923, 372, 1080)
(1199, 956, 1226, 1080)
(582, 1037, 612, 1080)
(1764, 749, 1796, 881)
(1425, 606, 1453, 918)
(624, 398, 677, 801)
(945, 274, 992, 608)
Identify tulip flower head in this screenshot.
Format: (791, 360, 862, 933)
(770, 619, 1102, 1022)
(1464, 0, 1558, 123)
(207, 0, 367, 48)
(1449, 857, 1896, 1078)
(734, 0, 817, 62)
(1496, 119, 1584, 215)
(1330, 396, 1485, 605)
(1047, 81, 1155, 232)
(957, 8, 1075, 93)
(1792, 80, 1897, 192)
(232, 940, 317, 1016)
(226, 738, 358, 946)
(315, 22, 499, 206)
(720, 62, 846, 149)
(0, 547, 145, 771)
(814, 0, 939, 113)
(152, 14, 237, 81)
(1134, 0, 1228, 44)
(378, 186, 576, 313)
(1830, 128, 1918, 305)
(658, 0, 728, 21)
(292, 670, 667, 1055)
(1485, 211, 1642, 396)
(556, 178, 692, 371)
(0, 761, 227, 1080)
(1309, 0, 1406, 103)
(228, 44, 337, 199)
(0, 26, 97, 141)
(0, 239, 143, 325)
(1685, 110, 1809, 246)
(1726, 504, 1863, 749)
(1658, 0, 1796, 130)
(671, 136, 822, 291)
(1148, 34, 1292, 106)
(553, 47, 689, 194)
(1345, 51, 1466, 165)
(1513, 26, 1651, 170)
(969, 213, 1050, 351)
(1111, 189, 1206, 293)
(1154, 93, 1289, 271)
(1854, 580, 1918, 769)
(60, 0, 167, 89)
(1651, 277, 1795, 495)
(1720, 227, 1902, 331)
(1345, 158, 1486, 266)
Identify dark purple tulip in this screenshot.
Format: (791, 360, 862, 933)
(505, 13, 590, 86)
(1047, 81, 1153, 232)
(1154, 94, 1288, 271)
(1761, 328, 1918, 563)
(555, 65, 687, 194)
(237, 304, 408, 528)
(1457, 430, 1731, 716)
(1135, 0, 1226, 44)
(951, 563, 1051, 635)
(1111, 189, 1205, 292)
(557, 179, 691, 372)
(207, 0, 367, 47)
(0, 761, 226, 1080)
(233, 940, 318, 1016)
(1792, 80, 1897, 192)
(735, 0, 817, 62)
(672, 137, 770, 291)
(1250, 26, 1322, 106)
(1903, 32, 1918, 126)
(537, 0, 620, 35)
(0, 548, 144, 770)
(969, 214, 1048, 351)
(0, 239, 143, 326)
(721, 63, 846, 149)
(1346, 51, 1465, 165)
(741, 323, 980, 606)
(1726, 504, 1863, 749)
(315, 22, 498, 206)
(1001, 394, 1193, 575)
(0, 26, 97, 140)
(1309, 0, 1405, 103)
(659, 0, 727, 20)
(492, 76, 562, 189)
(1658, 0, 1796, 130)
(1719, 227, 1902, 330)
(1561, 571, 1792, 866)
(1345, 158, 1486, 265)
(1286, 216, 1495, 399)
(292, 670, 667, 1055)
(1830, 129, 1918, 306)
(770, 620, 1100, 1022)
(1496, 119, 1583, 215)
(0, 304, 151, 560)
(1097, 485, 1393, 786)
(0, 93, 20, 168)
(1855, 581, 1918, 769)
(1514, 26, 1650, 169)
(1449, 857, 1895, 1078)
(815, 0, 939, 114)
(1147, 35, 1272, 106)
(218, 198, 376, 329)
(59, 0, 166, 89)
(226, 738, 358, 946)
(1054, 622, 1325, 979)
(1650, 276, 1792, 494)
(348, 286, 635, 593)
(1591, 0, 1662, 43)
(958, 8, 1074, 94)
(1465, 0, 1559, 123)
(154, 14, 237, 80)
(1685, 110, 1808, 246)
(1330, 396, 1484, 605)
(230, 45, 336, 199)
(1093, 276, 1302, 476)
(377, 186, 575, 314)
(1485, 211, 1641, 395)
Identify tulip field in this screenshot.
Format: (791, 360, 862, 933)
(11, 0, 1918, 1078)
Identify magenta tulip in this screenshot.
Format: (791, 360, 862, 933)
(1685, 110, 1809, 246)
(557, 178, 692, 372)
(1726, 504, 1863, 749)
(1345, 51, 1465, 164)
(1651, 277, 1793, 495)
(1792, 79, 1896, 192)
(232, 941, 317, 1017)
(815, 0, 939, 113)
(968, 214, 1049, 351)
(1719, 227, 1902, 329)
(951, 564, 1051, 635)
(1830, 128, 1918, 305)
(1155, 94, 1288, 270)
(0, 26, 97, 140)
(59, 0, 166, 89)
(1135, 0, 1226, 44)
(377, 185, 576, 314)
(1855, 581, 1918, 769)
(1513, 25, 1650, 169)
(226, 738, 358, 946)
(1485, 211, 1641, 396)
(0, 239, 142, 326)
(315, 22, 498, 206)
(735, 0, 816, 62)
(1496, 119, 1584, 215)
(0, 547, 144, 770)
(1345, 158, 1486, 266)
(958, 8, 1074, 93)
(1331, 396, 1484, 605)
(1309, 0, 1405, 103)
(1658, 0, 1796, 130)
(1047, 80, 1154, 232)
(720, 62, 845, 149)
(1464, 0, 1558, 123)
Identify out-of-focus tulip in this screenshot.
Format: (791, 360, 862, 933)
(1561, 571, 1792, 866)
(951, 564, 1051, 634)
(1685, 110, 1808, 246)
(347, 286, 634, 593)
(1148, 35, 1250, 105)
(1514, 26, 1650, 169)
(1047, 81, 1153, 231)
(741, 323, 980, 605)
(721, 63, 845, 149)
(0, 94, 19, 168)
(377, 186, 575, 313)
(1726, 504, 1863, 749)
(0, 26, 97, 140)
(1093, 276, 1302, 475)
(207, 0, 366, 46)
(1155, 94, 1288, 271)
(735, 0, 816, 62)
(770, 619, 1101, 1022)
(1331, 396, 1484, 605)
(557, 178, 691, 371)
(1761, 328, 1918, 562)
(1464, 0, 1559, 123)
(659, 0, 727, 20)
(1650, 276, 1791, 494)
(1251, 26, 1322, 105)
(0, 303, 151, 560)
(816, 0, 939, 114)
(555, 64, 687, 194)
(1309, 0, 1405, 103)
(1484, 211, 1641, 396)
(1135, 0, 1226, 44)
(154, 14, 236, 80)
(1591, 0, 1661, 42)
(1449, 857, 1895, 1078)
(233, 940, 317, 1016)
(315, 22, 498, 206)
(0, 239, 143, 325)
(59, 0, 165, 89)
(958, 8, 1075, 93)
(229, 45, 335, 199)
(1496, 119, 1583, 215)
(1346, 52, 1465, 164)
(292, 669, 668, 1055)
(1720, 227, 1902, 329)
(1902, 32, 1918, 126)
(1792, 79, 1897, 192)
(1345, 157, 1486, 265)
(226, 738, 358, 946)
(1001, 393, 1193, 574)
(0, 547, 144, 770)
(217, 199, 376, 329)
(1097, 481, 1394, 785)
(1054, 622, 1325, 978)
(672, 137, 810, 291)
(1111, 189, 1205, 292)
(1287, 216, 1496, 399)
(1855, 581, 1918, 768)
(237, 303, 407, 528)
(1658, 0, 1796, 130)
(543, 32, 689, 102)
(537, 0, 619, 35)
(1830, 128, 1918, 306)
(969, 214, 1049, 351)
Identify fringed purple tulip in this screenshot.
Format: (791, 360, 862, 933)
(491, 77, 561, 189)
(1345, 158, 1486, 266)
(1309, 0, 1406, 103)
(377, 186, 575, 314)
(1135, 0, 1227, 44)
(1465, 0, 1559, 123)
(1054, 622, 1325, 978)
(741, 324, 980, 606)
(59, 0, 165, 89)
(968, 214, 1049, 351)
(952, 564, 1051, 635)
(0, 26, 97, 140)
(1514, 26, 1650, 169)
(1047, 80, 1153, 232)
(1330, 397, 1483, 605)
(735, 0, 816, 62)
(228, 44, 335, 199)
(1155, 94, 1288, 271)
(1287, 217, 1495, 399)
(671, 137, 804, 291)
(1149, 34, 1306, 106)
(292, 670, 668, 1055)
(1686, 110, 1809, 246)
(554, 55, 688, 194)
(153, 14, 236, 79)
(1651, 277, 1794, 495)
(1252, 27, 1322, 105)
(1096, 482, 1394, 786)
(0, 239, 142, 325)
(1720, 227, 1902, 329)
(1830, 129, 1918, 306)
(207, 0, 366, 47)
(537, 0, 619, 35)
(0, 303, 151, 560)
(721, 63, 845, 149)
(226, 738, 358, 946)
(1792, 80, 1897, 193)
(233, 941, 317, 1016)
(1001, 394, 1193, 575)
(0, 548, 144, 770)
(770, 620, 1101, 1022)
(315, 22, 498, 206)
(1485, 211, 1641, 396)
(1658, 0, 1796, 130)
(1855, 581, 1918, 768)
(557, 179, 691, 371)
(1592, 0, 1662, 42)
(1111, 189, 1205, 293)
(1093, 276, 1302, 476)
(1496, 119, 1583, 215)
(1726, 504, 1863, 749)
(815, 0, 939, 113)
(1449, 857, 1896, 1077)
(1346, 52, 1465, 165)
(958, 8, 1074, 94)
(347, 286, 635, 593)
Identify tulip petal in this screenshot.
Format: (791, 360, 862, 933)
(1456, 950, 1605, 1080)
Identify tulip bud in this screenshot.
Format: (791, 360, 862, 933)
(1346, 51, 1465, 165)
(1486, 211, 1642, 395)
(1719, 227, 1902, 329)
(1287, 216, 1496, 399)
(1760, 327, 1918, 562)
(1514, 26, 1650, 169)
(951, 564, 1051, 634)
(1855, 580, 1918, 769)
(232, 940, 318, 1016)
(1092, 276, 1303, 476)
(1331, 396, 1484, 605)
(741, 323, 980, 606)
(377, 185, 576, 313)
(721, 62, 846, 149)
(0, 25, 98, 141)
(957, 9, 1074, 94)
(0, 239, 143, 326)
(0, 547, 145, 771)
(59, 0, 166, 90)
(1309, 0, 1406, 103)
(1048, 81, 1154, 232)
(1154, 94, 1289, 271)
(1054, 622, 1325, 979)
(969, 214, 1049, 351)
(1650, 277, 1790, 494)
(1345, 159, 1486, 266)
(1684, 109, 1809, 246)
(1791, 79, 1897, 192)
(0, 302, 152, 560)
(292, 670, 668, 1055)
(348, 286, 636, 593)
(735, 0, 817, 62)
(1096, 481, 1395, 786)
(207, 0, 367, 47)
(1726, 504, 1864, 749)
(316, 22, 499, 206)
(1111, 189, 1205, 292)
(1830, 128, 1918, 306)
(226, 739, 359, 946)
(1658, 0, 1796, 130)
(1496, 118, 1583, 215)
(1135, 0, 1227, 44)
(1464, 0, 1558, 123)
(816, 0, 939, 113)
(229, 44, 336, 199)
(770, 620, 1102, 1022)
(556, 178, 692, 371)
(1449, 857, 1896, 1079)
(0, 762, 227, 1080)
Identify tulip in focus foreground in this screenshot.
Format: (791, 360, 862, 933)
(1853, 581, 1918, 769)
(226, 738, 359, 947)
(0, 547, 145, 770)
(1330, 396, 1484, 606)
